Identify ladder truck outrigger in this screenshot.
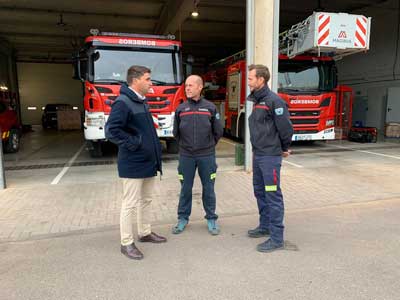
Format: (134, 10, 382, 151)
(208, 12, 371, 142)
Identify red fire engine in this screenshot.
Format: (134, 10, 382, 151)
(216, 51, 353, 141)
(205, 12, 370, 142)
(73, 30, 185, 157)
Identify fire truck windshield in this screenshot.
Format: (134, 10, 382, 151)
(92, 48, 182, 85)
(278, 60, 335, 93)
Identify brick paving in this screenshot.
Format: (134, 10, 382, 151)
(1, 149, 400, 242)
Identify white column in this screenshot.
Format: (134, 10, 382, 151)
(245, 0, 280, 172)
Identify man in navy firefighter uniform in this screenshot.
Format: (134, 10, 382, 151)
(247, 64, 294, 253)
(172, 75, 223, 235)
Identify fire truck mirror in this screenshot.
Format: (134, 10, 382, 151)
(105, 99, 114, 107)
(72, 55, 82, 81)
(92, 52, 100, 62)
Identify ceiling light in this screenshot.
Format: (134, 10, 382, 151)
(191, 0, 200, 18)
(57, 13, 66, 27)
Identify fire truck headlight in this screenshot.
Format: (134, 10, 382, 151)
(326, 119, 335, 126)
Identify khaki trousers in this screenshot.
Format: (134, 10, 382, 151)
(120, 177, 156, 246)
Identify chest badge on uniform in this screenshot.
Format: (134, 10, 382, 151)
(198, 108, 209, 112)
(185, 107, 190, 111)
(275, 107, 284, 116)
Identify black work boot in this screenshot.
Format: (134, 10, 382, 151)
(257, 239, 284, 253)
(247, 227, 270, 238)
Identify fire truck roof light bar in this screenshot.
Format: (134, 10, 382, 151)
(90, 29, 175, 40)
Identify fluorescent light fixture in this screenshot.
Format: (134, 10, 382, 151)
(191, 10, 199, 17)
(27, 106, 37, 110)
(73, 106, 79, 110)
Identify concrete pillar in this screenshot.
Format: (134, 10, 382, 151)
(245, 0, 280, 172)
(254, 0, 279, 92)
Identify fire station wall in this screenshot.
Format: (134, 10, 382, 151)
(0, 39, 17, 94)
(337, 0, 400, 134)
(17, 63, 83, 125)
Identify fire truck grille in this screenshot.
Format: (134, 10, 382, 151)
(290, 111, 320, 117)
(146, 97, 167, 101)
(294, 130, 319, 134)
(291, 119, 320, 125)
(149, 103, 168, 109)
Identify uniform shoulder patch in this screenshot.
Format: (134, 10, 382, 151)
(274, 107, 284, 116)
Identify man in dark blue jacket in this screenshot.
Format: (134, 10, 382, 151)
(106, 65, 166, 260)
(172, 75, 223, 235)
(247, 64, 293, 253)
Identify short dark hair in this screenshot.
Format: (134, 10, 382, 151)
(248, 64, 270, 83)
(126, 65, 151, 84)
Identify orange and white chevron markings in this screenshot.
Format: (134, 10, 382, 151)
(355, 16, 367, 48)
(152, 115, 159, 128)
(318, 14, 331, 46)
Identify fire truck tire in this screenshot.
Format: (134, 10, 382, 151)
(166, 139, 179, 154)
(89, 141, 103, 158)
(4, 129, 20, 153)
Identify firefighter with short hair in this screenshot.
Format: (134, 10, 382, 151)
(247, 64, 293, 253)
(172, 75, 223, 235)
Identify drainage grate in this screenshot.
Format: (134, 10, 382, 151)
(5, 163, 66, 171)
(71, 160, 116, 167)
(6, 145, 397, 171)
(5, 160, 116, 171)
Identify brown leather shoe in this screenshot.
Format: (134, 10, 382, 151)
(121, 243, 144, 260)
(138, 232, 167, 243)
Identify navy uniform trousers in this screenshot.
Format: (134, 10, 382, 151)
(253, 154, 284, 244)
(177, 154, 218, 221)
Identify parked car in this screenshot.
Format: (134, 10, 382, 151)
(41, 103, 73, 129)
(0, 101, 21, 153)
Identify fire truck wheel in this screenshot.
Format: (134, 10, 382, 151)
(166, 140, 179, 154)
(89, 141, 103, 158)
(4, 129, 21, 153)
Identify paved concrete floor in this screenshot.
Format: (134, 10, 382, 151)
(1, 127, 400, 242)
(1, 199, 399, 300)
(1, 126, 400, 299)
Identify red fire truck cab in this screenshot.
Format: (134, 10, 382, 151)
(73, 31, 185, 157)
(222, 54, 353, 142)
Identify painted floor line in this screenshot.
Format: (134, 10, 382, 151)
(328, 144, 400, 160)
(283, 160, 304, 168)
(219, 138, 304, 168)
(51, 144, 86, 185)
(220, 138, 238, 146)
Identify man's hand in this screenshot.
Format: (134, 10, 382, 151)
(282, 150, 291, 158)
